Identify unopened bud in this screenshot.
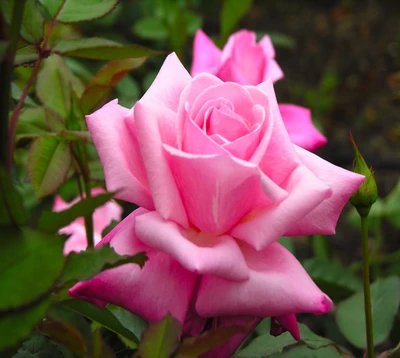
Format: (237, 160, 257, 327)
(349, 134, 378, 217)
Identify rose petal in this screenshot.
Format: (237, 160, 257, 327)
(69, 209, 197, 323)
(140, 53, 191, 112)
(62, 223, 102, 255)
(164, 144, 287, 235)
(284, 146, 365, 236)
(279, 104, 327, 151)
(86, 100, 153, 208)
(134, 211, 249, 281)
(134, 101, 189, 228)
(196, 242, 333, 318)
(217, 58, 251, 85)
(272, 313, 300, 341)
(191, 29, 222, 77)
(230, 164, 331, 250)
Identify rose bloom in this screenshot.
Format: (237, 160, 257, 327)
(70, 54, 363, 357)
(54, 187, 122, 255)
(192, 29, 327, 151)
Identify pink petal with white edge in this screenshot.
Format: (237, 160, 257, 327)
(230, 164, 330, 251)
(196, 242, 333, 318)
(134, 211, 249, 281)
(134, 101, 189, 228)
(86, 100, 153, 209)
(69, 209, 197, 324)
(284, 146, 365, 236)
(191, 29, 222, 77)
(164, 144, 287, 236)
(247, 83, 300, 185)
(279, 104, 327, 151)
(140, 53, 191, 113)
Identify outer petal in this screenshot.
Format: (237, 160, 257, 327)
(164, 144, 287, 236)
(86, 100, 153, 208)
(134, 211, 249, 281)
(230, 164, 330, 250)
(134, 101, 189, 228)
(69, 209, 197, 323)
(279, 104, 327, 151)
(61, 223, 102, 255)
(191, 29, 222, 77)
(271, 313, 300, 341)
(284, 146, 365, 236)
(140, 53, 191, 113)
(196, 242, 333, 318)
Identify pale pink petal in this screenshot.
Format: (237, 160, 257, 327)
(259, 35, 275, 58)
(271, 313, 300, 341)
(200, 316, 260, 358)
(69, 209, 197, 323)
(164, 144, 287, 235)
(62, 224, 103, 255)
(248, 83, 300, 185)
(86, 100, 153, 209)
(221, 30, 256, 61)
(196, 242, 333, 318)
(191, 29, 222, 77)
(284, 146, 365, 236)
(140, 53, 191, 112)
(134, 211, 249, 281)
(279, 104, 327, 151)
(53, 196, 69, 211)
(134, 101, 189, 228)
(264, 59, 284, 83)
(217, 58, 252, 85)
(230, 164, 330, 250)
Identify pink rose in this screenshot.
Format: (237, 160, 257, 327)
(54, 187, 122, 255)
(191, 29, 327, 151)
(70, 54, 363, 355)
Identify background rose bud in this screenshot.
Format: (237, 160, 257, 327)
(70, 54, 364, 348)
(191, 29, 283, 85)
(54, 187, 122, 255)
(191, 29, 327, 151)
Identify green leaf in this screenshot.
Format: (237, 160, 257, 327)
(13, 333, 74, 358)
(384, 179, 400, 228)
(28, 136, 71, 198)
(61, 299, 141, 346)
(0, 166, 27, 226)
(39, 0, 119, 23)
(14, 44, 38, 66)
(36, 54, 84, 117)
(54, 38, 161, 60)
(278, 237, 295, 254)
(303, 258, 362, 301)
(0, 227, 65, 310)
(138, 314, 182, 358)
(220, 0, 252, 39)
(20, 0, 44, 43)
(176, 323, 250, 357)
(0, 296, 52, 351)
(59, 246, 147, 287)
(11, 82, 36, 106)
(272, 344, 346, 358)
(336, 276, 400, 348)
(15, 107, 49, 141)
(237, 323, 345, 357)
(268, 32, 297, 49)
(133, 17, 169, 40)
(37, 192, 115, 232)
(38, 319, 87, 357)
(107, 305, 147, 348)
(81, 57, 146, 114)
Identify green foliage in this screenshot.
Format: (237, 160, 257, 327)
(20, 0, 44, 43)
(61, 299, 141, 346)
(37, 192, 115, 232)
(0, 227, 65, 310)
(237, 323, 348, 357)
(0, 166, 27, 226)
(138, 314, 182, 358)
(28, 136, 72, 198)
(54, 38, 160, 60)
(133, 17, 169, 40)
(59, 247, 147, 286)
(220, 0, 252, 41)
(38, 0, 119, 23)
(336, 276, 400, 348)
(303, 258, 362, 301)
